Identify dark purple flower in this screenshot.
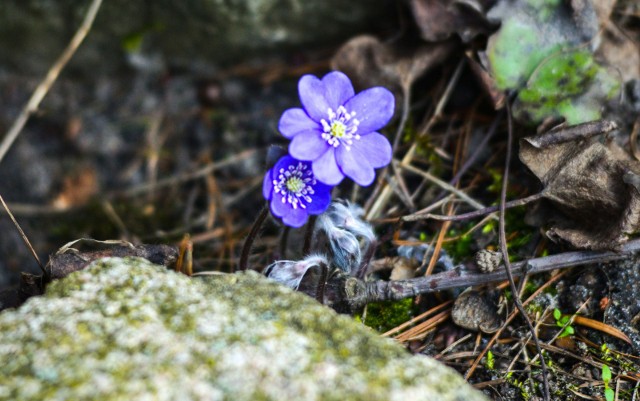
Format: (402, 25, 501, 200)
(263, 155, 332, 228)
(279, 71, 394, 186)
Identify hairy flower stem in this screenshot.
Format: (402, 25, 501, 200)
(238, 205, 269, 271)
(279, 226, 290, 259)
(303, 215, 317, 255)
(501, 99, 550, 401)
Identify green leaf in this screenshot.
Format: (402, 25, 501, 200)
(488, 19, 559, 90)
(486, 0, 621, 125)
(513, 50, 620, 125)
(605, 387, 614, 401)
(486, 350, 495, 370)
(553, 308, 561, 320)
(602, 364, 612, 383)
(564, 326, 575, 335)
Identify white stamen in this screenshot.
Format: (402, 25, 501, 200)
(274, 162, 317, 209)
(321, 106, 360, 151)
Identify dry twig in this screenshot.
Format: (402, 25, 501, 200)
(0, 0, 104, 164)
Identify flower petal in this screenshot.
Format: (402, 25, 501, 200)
(270, 193, 289, 218)
(344, 87, 395, 134)
(298, 75, 331, 122)
(354, 132, 392, 168)
(306, 183, 332, 215)
(312, 148, 344, 186)
(289, 130, 329, 161)
(282, 206, 308, 228)
(336, 146, 375, 186)
(273, 154, 297, 173)
(263, 169, 273, 200)
(279, 108, 320, 139)
(322, 71, 355, 110)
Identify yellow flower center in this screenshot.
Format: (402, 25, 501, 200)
(330, 121, 346, 138)
(286, 177, 304, 193)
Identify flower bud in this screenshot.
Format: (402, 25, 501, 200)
(263, 254, 329, 290)
(322, 200, 375, 243)
(321, 226, 362, 273)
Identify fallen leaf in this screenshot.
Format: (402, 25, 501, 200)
(409, 0, 496, 42)
(331, 35, 455, 99)
(520, 121, 640, 250)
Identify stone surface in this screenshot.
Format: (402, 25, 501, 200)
(0, 0, 393, 75)
(0, 257, 487, 401)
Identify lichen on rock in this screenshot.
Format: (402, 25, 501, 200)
(0, 257, 487, 401)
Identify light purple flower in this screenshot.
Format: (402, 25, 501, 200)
(279, 71, 394, 186)
(263, 155, 332, 228)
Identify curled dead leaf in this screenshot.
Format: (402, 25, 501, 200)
(331, 35, 455, 100)
(520, 121, 640, 250)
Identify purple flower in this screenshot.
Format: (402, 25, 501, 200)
(279, 71, 394, 186)
(263, 155, 332, 228)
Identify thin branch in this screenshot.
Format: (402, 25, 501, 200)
(360, 237, 640, 303)
(464, 272, 566, 381)
(500, 99, 551, 401)
(403, 192, 544, 222)
(0, 0, 104, 164)
(526, 119, 618, 149)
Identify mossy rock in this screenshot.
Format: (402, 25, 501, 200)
(0, 257, 487, 401)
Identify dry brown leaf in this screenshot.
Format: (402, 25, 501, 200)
(330, 35, 455, 99)
(410, 0, 496, 42)
(520, 121, 640, 250)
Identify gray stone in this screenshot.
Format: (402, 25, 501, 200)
(0, 0, 393, 75)
(0, 257, 487, 401)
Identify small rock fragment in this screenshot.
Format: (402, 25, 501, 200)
(452, 287, 502, 333)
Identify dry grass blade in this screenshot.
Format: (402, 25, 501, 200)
(572, 315, 632, 345)
(0, 194, 47, 278)
(366, 59, 466, 220)
(394, 309, 451, 342)
(382, 300, 453, 337)
(396, 161, 491, 213)
(0, 0, 104, 164)
(424, 203, 454, 276)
